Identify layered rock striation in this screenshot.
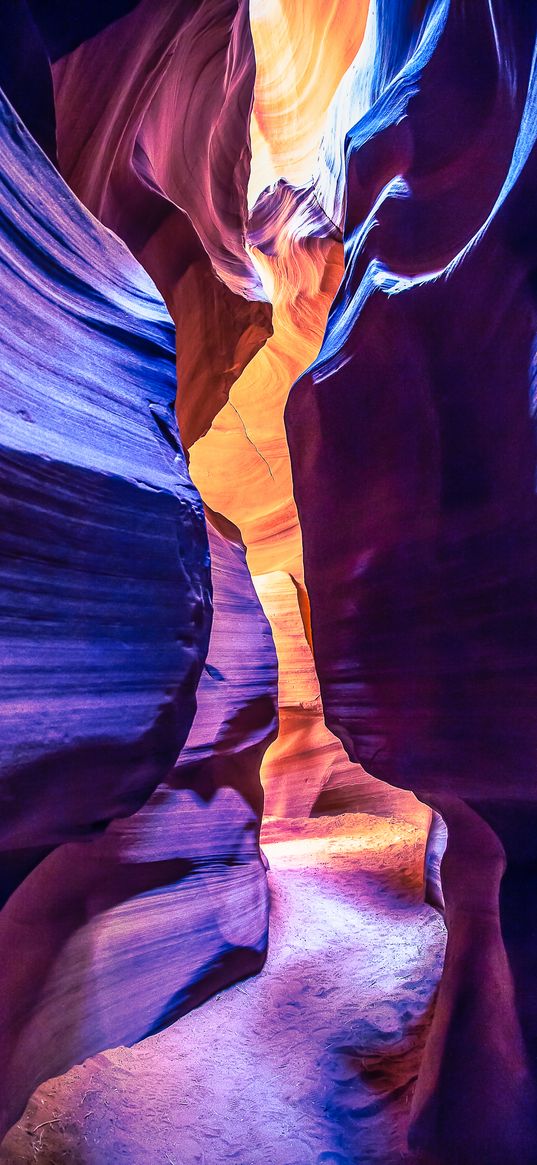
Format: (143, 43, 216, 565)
(0, 70, 276, 1135)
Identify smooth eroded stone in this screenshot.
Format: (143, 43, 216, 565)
(0, 83, 212, 1130)
(287, 3, 537, 1162)
(0, 516, 276, 1136)
(47, 0, 272, 446)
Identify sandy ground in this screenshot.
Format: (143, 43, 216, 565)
(0, 813, 446, 1165)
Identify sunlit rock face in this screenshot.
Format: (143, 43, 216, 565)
(41, 0, 272, 448)
(248, 0, 368, 202)
(287, 2, 537, 1161)
(189, 0, 427, 831)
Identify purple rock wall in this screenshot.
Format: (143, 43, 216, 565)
(287, 3, 537, 1161)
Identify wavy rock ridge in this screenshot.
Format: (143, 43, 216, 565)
(1, 2, 537, 1163)
(0, 2, 277, 1135)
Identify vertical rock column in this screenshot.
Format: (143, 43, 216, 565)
(287, 2, 537, 1161)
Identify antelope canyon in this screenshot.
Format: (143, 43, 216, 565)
(0, 3, 535, 1164)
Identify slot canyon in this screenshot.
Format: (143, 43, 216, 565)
(0, 2, 536, 1163)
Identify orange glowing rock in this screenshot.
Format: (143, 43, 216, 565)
(248, 0, 369, 202)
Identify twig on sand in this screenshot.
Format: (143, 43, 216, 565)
(30, 1119, 61, 1134)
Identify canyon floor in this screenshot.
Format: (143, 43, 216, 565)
(0, 812, 446, 1165)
